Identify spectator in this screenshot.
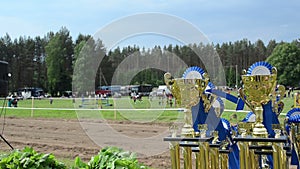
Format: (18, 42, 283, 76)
(50, 97, 53, 104)
(169, 95, 173, 107)
(9, 96, 18, 107)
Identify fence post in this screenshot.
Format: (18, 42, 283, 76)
(31, 97, 34, 117)
(113, 98, 117, 120)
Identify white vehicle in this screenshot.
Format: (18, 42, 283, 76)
(156, 85, 172, 97)
(17, 87, 45, 99)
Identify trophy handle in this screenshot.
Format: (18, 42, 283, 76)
(272, 85, 285, 115)
(164, 72, 181, 106)
(202, 94, 211, 113)
(195, 74, 211, 112)
(239, 88, 255, 112)
(164, 72, 174, 87)
(276, 85, 285, 101)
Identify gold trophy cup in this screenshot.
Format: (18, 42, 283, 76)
(239, 68, 277, 138)
(164, 72, 209, 137)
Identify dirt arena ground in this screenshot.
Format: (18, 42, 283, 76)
(0, 117, 171, 168)
(0, 117, 297, 169)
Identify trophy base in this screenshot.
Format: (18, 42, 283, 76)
(181, 125, 195, 138)
(253, 122, 268, 138)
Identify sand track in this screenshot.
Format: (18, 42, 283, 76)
(0, 117, 171, 168)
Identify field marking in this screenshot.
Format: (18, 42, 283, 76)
(2, 106, 251, 113)
(2, 107, 182, 111)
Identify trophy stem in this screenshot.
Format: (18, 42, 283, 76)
(253, 107, 268, 138)
(181, 108, 194, 137)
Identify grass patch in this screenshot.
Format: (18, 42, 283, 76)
(1, 91, 298, 123)
(1, 97, 180, 122)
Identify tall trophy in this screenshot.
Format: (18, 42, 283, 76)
(239, 62, 277, 138)
(164, 72, 209, 137)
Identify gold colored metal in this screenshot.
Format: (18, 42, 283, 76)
(238, 141, 249, 169)
(198, 142, 210, 169)
(196, 124, 209, 169)
(209, 131, 219, 169)
(272, 124, 282, 130)
(274, 128, 281, 139)
(239, 68, 277, 138)
(244, 122, 254, 136)
(294, 92, 300, 108)
(183, 147, 192, 169)
(272, 85, 285, 115)
(196, 73, 212, 113)
(237, 123, 259, 169)
(209, 146, 219, 169)
(238, 122, 251, 137)
(220, 153, 228, 169)
(164, 72, 209, 169)
(169, 142, 180, 169)
(164, 72, 209, 137)
(220, 140, 229, 169)
(169, 125, 180, 169)
(238, 141, 259, 169)
(198, 124, 208, 138)
(291, 123, 300, 163)
(272, 126, 287, 169)
(212, 131, 219, 144)
(273, 143, 287, 169)
(249, 149, 258, 169)
(296, 134, 300, 163)
(195, 153, 201, 169)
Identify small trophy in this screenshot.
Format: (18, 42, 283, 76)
(164, 72, 209, 137)
(239, 67, 277, 138)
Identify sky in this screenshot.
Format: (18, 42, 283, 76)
(1, 0, 299, 49)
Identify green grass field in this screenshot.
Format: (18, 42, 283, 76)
(1, 97, 183, 122)
(1, 90, 297, 123)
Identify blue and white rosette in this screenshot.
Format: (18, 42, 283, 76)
(289, 115, 300, 123)
(206, 82, 215, 94)
(221, 118, 231, 131)
(243, 111, 256, 122)
(247, 61, 273, 75)
(182, 66, 214, 94)
(286, 108, 300, 123)
(212, 97, 225, 114)
(182, 66, 205, 79)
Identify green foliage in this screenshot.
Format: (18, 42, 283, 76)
(267, 42, 300, 87)
(0, 147, 150, 169)
(2, 27, 300, 93)
(72, 147, 148, 169)
(45, 27, 74, 96)
(0, 147, 66, 169)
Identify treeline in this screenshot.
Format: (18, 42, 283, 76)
(0, 27, 299, 95)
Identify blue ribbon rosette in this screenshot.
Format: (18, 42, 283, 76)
(247, 61, 273, 75)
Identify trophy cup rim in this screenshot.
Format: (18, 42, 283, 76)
(241, 74, 276, 78)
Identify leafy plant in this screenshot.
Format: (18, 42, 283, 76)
(72, 147, 149, 169)
(0, 147, 66, 169)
